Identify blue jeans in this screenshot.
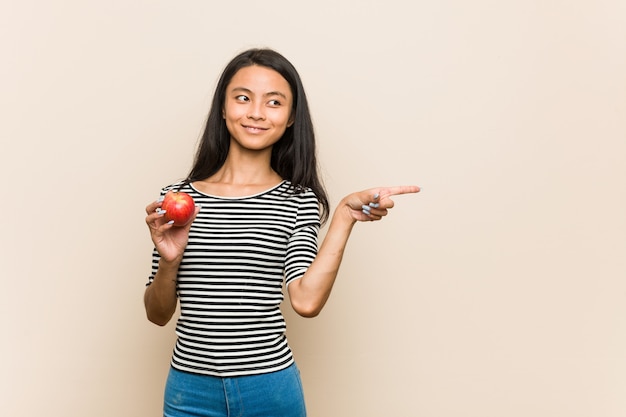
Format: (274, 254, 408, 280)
(163, 363, 307, 417)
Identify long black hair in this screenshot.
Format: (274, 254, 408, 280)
(185, 48, 329, 224)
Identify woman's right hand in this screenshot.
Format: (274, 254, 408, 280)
(145, 197, 201, 263)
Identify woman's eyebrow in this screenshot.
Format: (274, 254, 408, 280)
(264, 91, 288, 99)
(231, 87, 252, 95)
(230, 87, 287, 99)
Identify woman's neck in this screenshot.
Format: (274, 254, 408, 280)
(193, 148, 283, 197)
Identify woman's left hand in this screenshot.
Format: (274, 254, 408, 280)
(340, 185, 420, 222)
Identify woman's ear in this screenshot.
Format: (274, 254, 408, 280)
(287, 113, 295, 127)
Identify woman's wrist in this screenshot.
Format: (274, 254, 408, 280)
(331, 201, 358, 231)
(156, 257, 182, 277)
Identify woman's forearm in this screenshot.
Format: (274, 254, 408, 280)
(288, 202, 356, 317)
(144, 259, 180, 326)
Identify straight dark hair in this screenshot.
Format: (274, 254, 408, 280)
(185, 48, 329, 224)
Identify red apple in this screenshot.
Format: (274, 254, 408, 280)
(161, 191, 195, 227)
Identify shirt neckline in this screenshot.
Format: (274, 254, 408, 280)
(189, 180, 287, 200)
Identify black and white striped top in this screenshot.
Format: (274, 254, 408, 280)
(147, 180, 320, 377)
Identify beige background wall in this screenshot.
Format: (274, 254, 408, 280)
(1, 1, 625, 416)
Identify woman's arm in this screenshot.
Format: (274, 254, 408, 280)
(287, 185, 420, 317)
(144, 259, 181, 326)
(143, 196, 201, 326)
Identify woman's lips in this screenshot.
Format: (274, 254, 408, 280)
(243, 124, 268, 133)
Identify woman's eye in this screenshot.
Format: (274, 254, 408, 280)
(268, 99, 281, 106)
(235, 95, 249, 102)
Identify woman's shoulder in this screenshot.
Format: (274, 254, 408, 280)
(276, 182, 320, 217)
(278, 181, 317, 199)
(158, 179, 191, 194)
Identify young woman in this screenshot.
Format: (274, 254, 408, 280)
(144, 48, 419, 417)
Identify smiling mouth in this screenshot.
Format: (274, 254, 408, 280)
(242, 125, 268, 132)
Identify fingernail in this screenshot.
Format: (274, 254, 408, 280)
(156, 208, 166, 215)
(373, 193, 379, 199)
(362, 209, 371, 216)
(166, 220, 174, 225)
(361, 204, 371, 212)
(369, 202, 380, 208)
(157, 196, 165, 203)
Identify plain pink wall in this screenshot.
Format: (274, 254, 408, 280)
(2, 1, 625, 416)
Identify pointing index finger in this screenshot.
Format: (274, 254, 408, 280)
(381, 185, 421, 198)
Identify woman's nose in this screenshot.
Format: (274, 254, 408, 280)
(247, 103, 265, 120)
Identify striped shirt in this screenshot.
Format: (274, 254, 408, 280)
(147, 180, 320, 377)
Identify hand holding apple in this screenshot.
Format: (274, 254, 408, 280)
(161, 191, 196, 227)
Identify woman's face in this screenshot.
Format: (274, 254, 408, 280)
(223, 65, 294, 154)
